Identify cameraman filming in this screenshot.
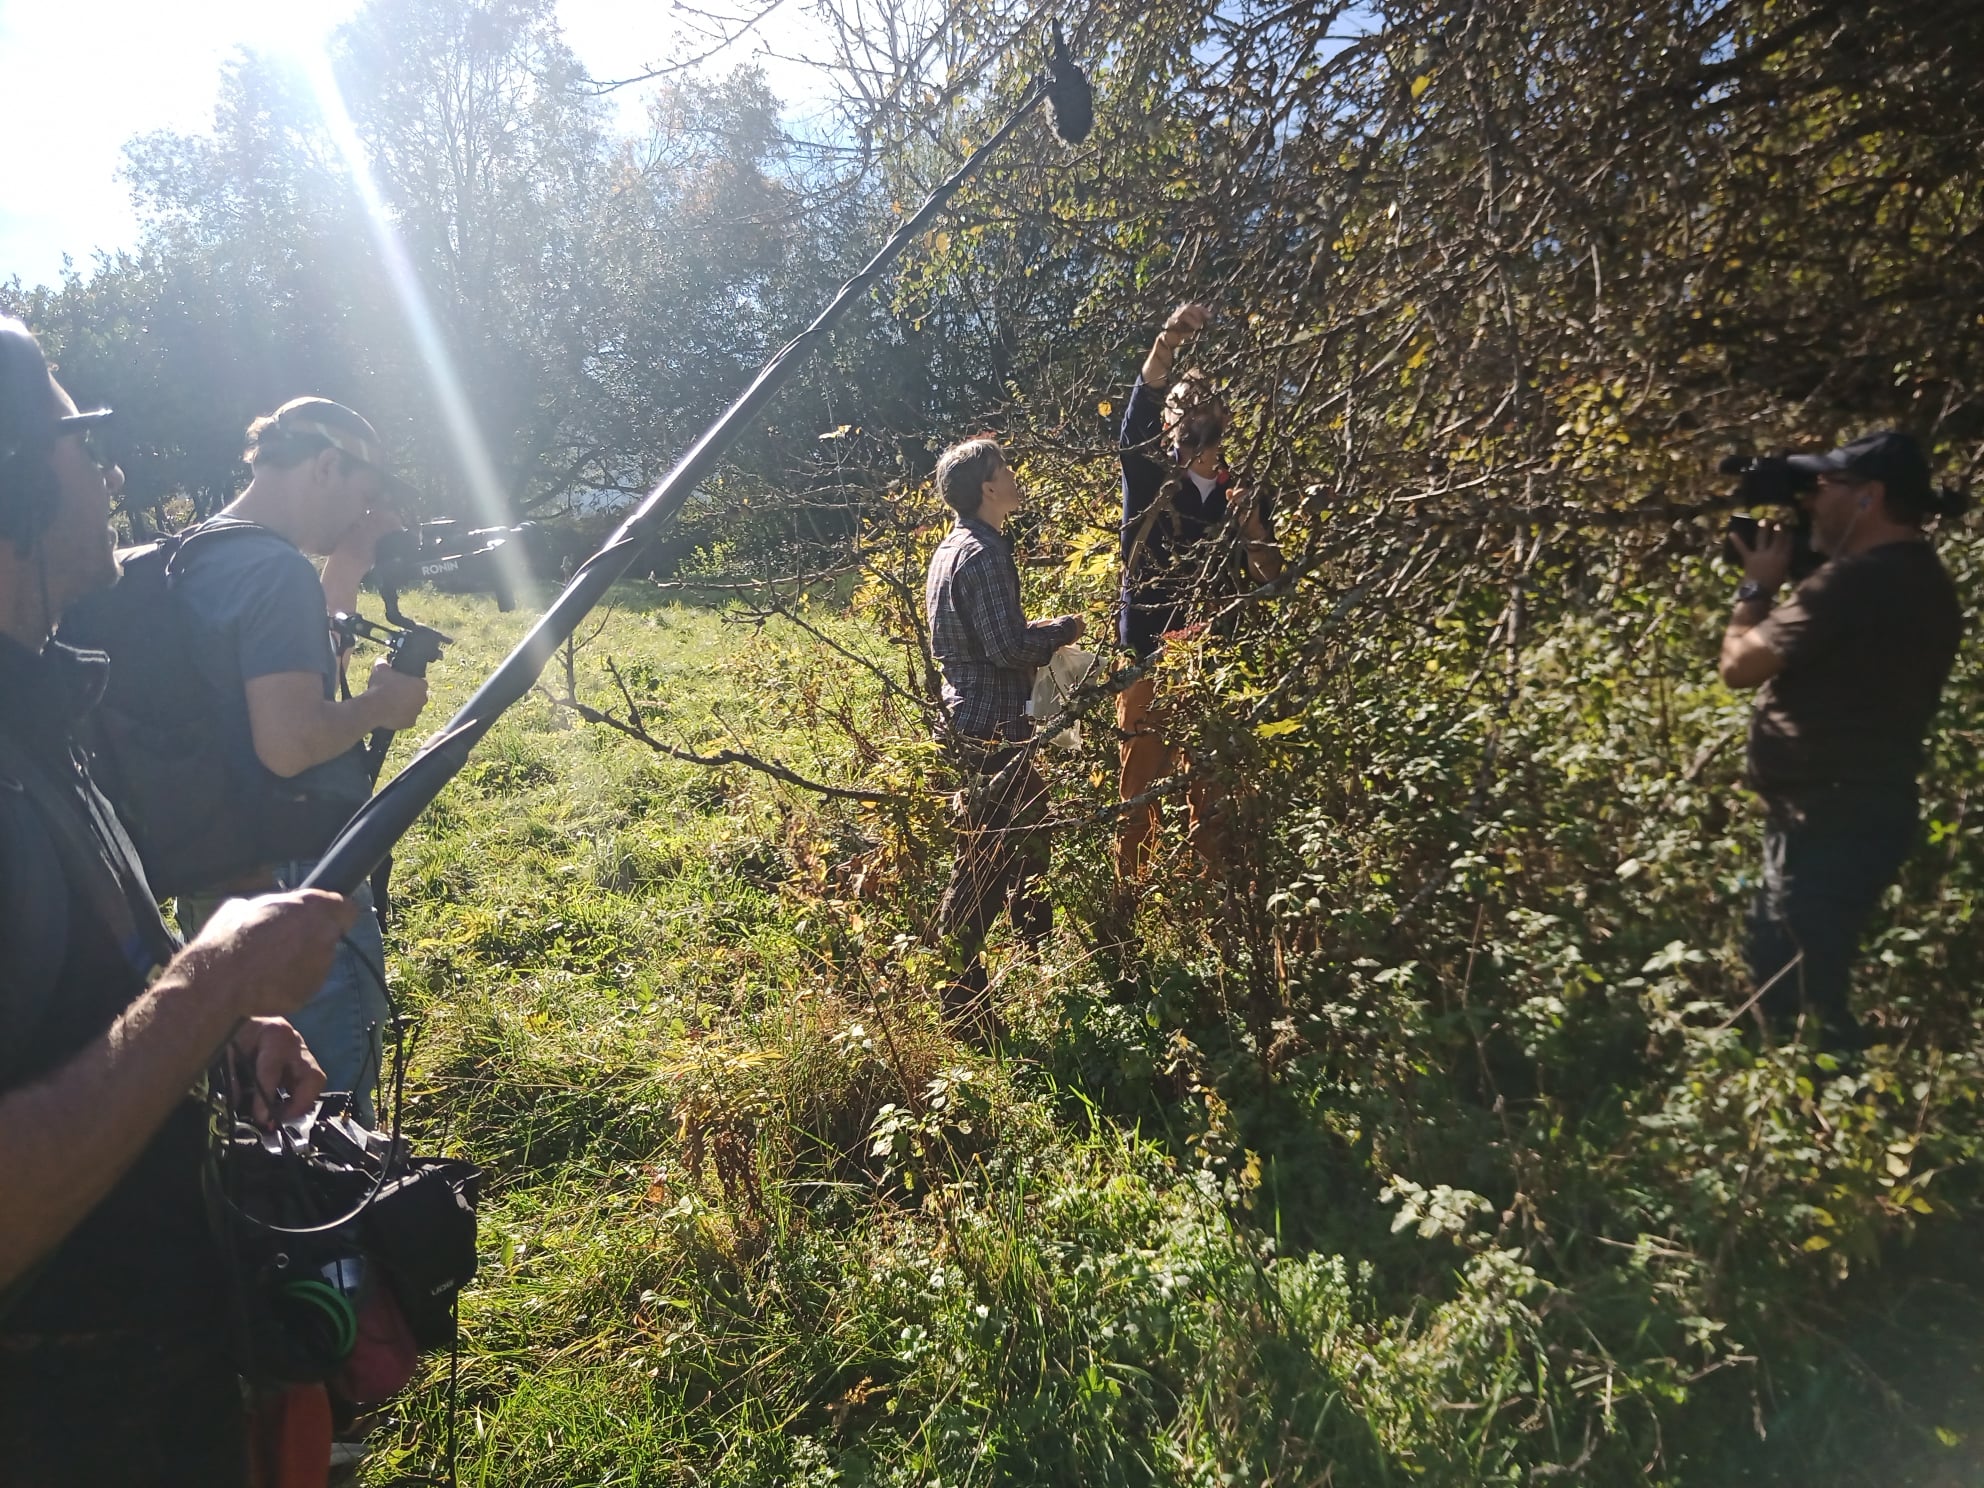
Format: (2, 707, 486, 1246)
(170, 398, 431, 1126)
(1719, 430, 1969, 1048)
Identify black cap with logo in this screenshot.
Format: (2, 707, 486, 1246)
(1788, 429, 1933, 504)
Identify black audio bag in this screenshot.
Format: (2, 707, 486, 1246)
(218, 1098, 482, 1386)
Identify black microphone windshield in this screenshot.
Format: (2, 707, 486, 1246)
(1044, 21, 1093, 146)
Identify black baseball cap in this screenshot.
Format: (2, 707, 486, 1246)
(1788, 429, 1932, 503)
(250, 396, 419, 502)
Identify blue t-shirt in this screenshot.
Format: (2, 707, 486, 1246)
(172, 517, 373, 821)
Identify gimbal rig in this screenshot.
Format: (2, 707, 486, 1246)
(328, 609, 452, 784)
(370, 520, 535, 617)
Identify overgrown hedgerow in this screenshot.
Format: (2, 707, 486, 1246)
(353, 539, 1984, 1486)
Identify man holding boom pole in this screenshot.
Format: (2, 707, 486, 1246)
(0, 315, 353, 1485)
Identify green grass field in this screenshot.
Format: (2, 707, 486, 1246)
(360, 588, 1409, 1486)
(352, 584, 1984, 1487)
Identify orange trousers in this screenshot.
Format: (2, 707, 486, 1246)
(1115, 674, 1227, 881)
(252, 1384, 331, 1488)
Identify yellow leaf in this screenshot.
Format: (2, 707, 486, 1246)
(1800, 1234, 1831, 1252)
(1411, 74, 1433, 99)
(1256, 718, 1302, 738)
(1098, 400, 1113, 417)
(1936, 1427, 1963, 1447)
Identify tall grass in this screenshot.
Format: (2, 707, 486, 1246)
(357, 580, 1984, 1487)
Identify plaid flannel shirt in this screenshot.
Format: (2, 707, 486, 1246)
(925, 516, 1077, 740)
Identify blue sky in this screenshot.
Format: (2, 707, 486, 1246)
(0, 0, 821, 290)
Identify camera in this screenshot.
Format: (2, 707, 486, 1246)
(1718, 455, 1824, 582)
(1718, 453, 1816, 508)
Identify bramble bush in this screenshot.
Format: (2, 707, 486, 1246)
(361, 522, 1984, 1485)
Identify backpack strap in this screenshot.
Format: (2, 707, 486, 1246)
(166, 516, 282, 573)
(0, 728, 181, 1327)
(105, 518, 285, 601)
(0, 727, 178, 978)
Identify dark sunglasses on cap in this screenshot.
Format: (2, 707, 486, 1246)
(57, 408, 116, 470)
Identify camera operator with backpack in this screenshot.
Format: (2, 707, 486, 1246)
(64, 398, 431, 1125)
(0, 316, 356, 1484)
(1718, 430, 1969, 1048)
(173, 400, 430, 1124)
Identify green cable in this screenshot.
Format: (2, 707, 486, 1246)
(281, 1277, 359, 1363)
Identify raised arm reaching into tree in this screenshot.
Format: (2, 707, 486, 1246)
(1141, 301, 1211, 388)
(1115, 302, 1283, 887)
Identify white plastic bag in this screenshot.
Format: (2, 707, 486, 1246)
(1027, 647, 1098, 751)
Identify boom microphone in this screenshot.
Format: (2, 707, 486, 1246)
(303, 28, 1098, 898)
(1044, 22, 1093, 146)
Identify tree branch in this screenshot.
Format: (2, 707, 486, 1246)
(537, 662, 902, 805)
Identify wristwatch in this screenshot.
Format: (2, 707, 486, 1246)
(1734, 579, 1774, 607)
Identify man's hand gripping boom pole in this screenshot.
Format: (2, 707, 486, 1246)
(304, 34, 1093, 896)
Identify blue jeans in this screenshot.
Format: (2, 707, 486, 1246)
(179, 861, 391, 1125)
(1745, 782, 1917, 1046)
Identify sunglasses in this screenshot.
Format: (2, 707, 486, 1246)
(57, 409, 117, 471)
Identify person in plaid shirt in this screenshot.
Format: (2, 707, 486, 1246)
(923, 438, 1084, 1029)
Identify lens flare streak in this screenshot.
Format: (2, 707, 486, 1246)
(294, 49, 531, 603)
